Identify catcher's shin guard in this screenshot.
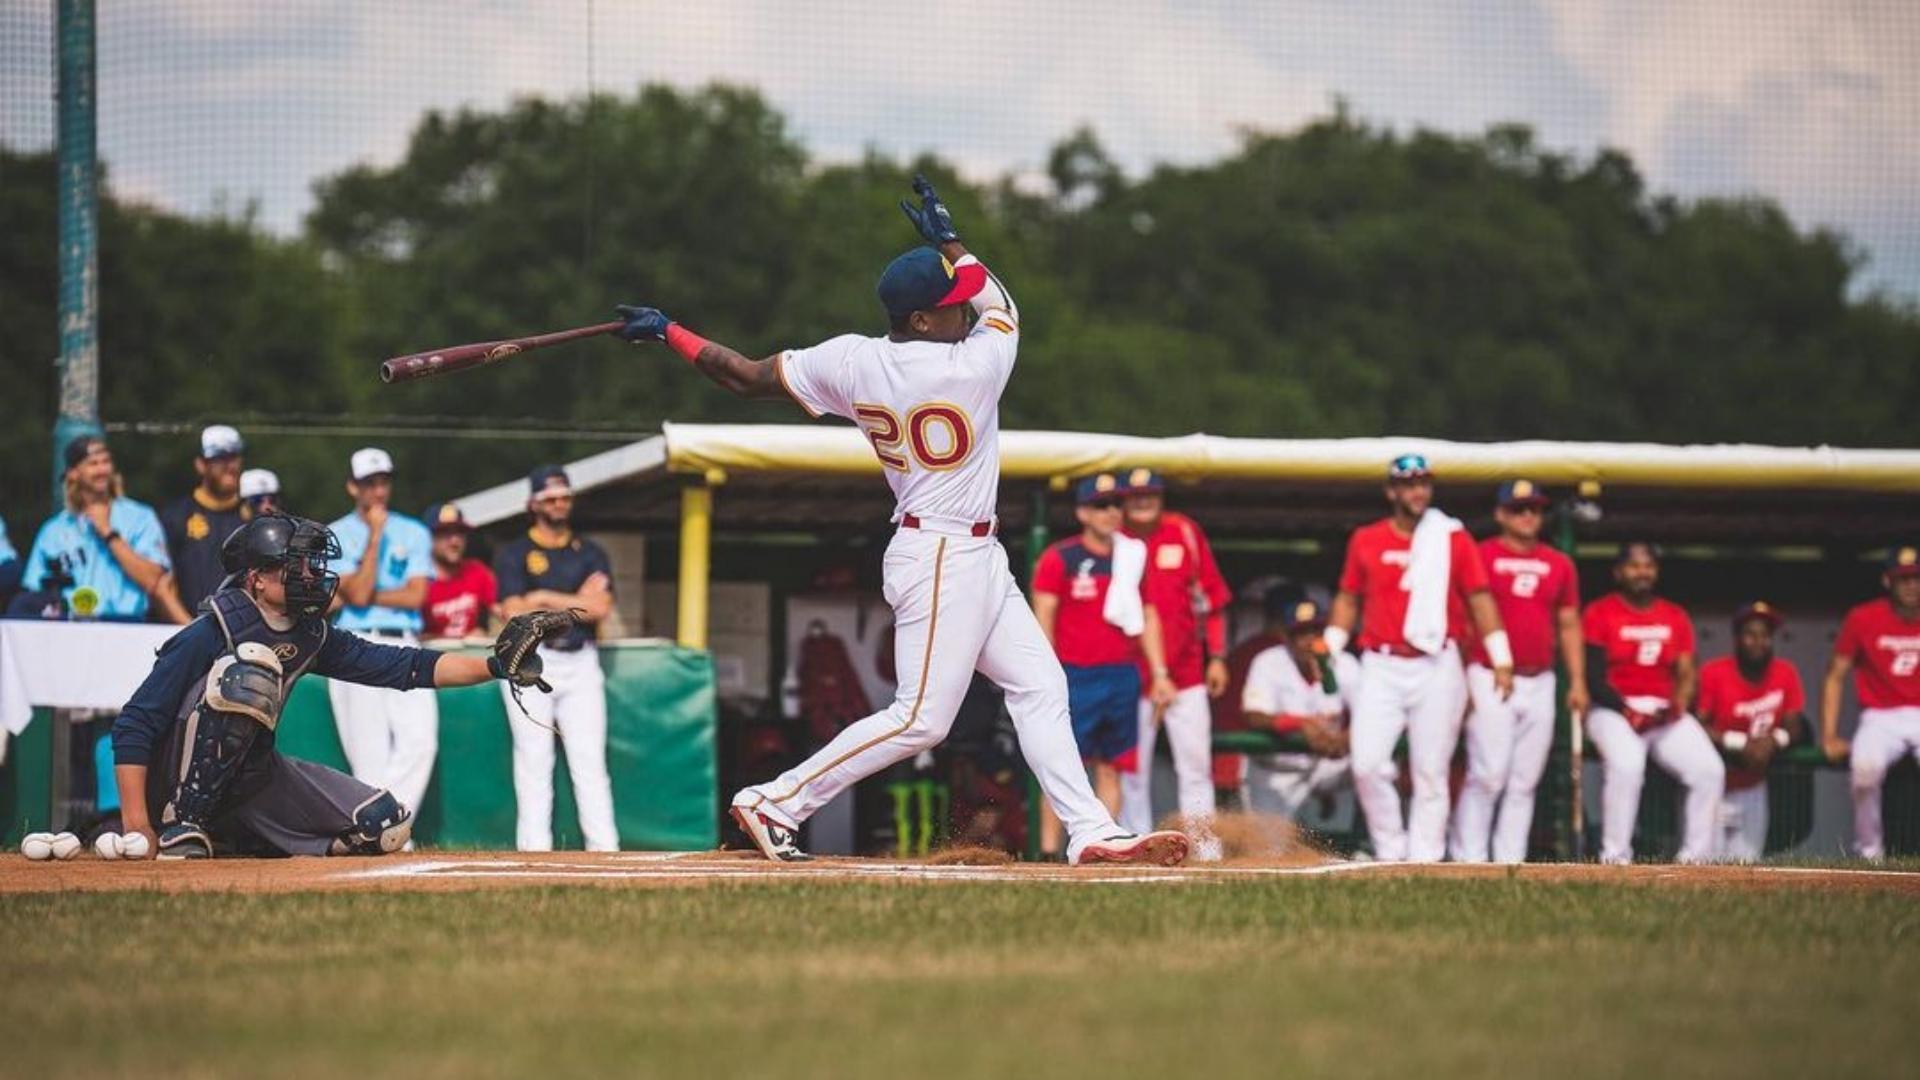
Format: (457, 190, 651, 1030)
(164, 704, 265, 839)
(330, 791, 413, 856)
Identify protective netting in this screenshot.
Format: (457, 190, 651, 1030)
(3, 0, 1918, 295)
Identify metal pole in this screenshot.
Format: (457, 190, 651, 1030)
(54, 0, 101, 508)
(676, 481, 714, 649)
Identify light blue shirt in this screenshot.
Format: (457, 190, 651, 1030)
(21, 499, 171, 619)
(328, 510, 432, 633)
(0, 516, 15, 563)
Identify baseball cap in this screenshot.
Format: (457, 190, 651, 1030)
(199, 424, 245, 460)
(239, 468, 280, 499)
(1283, 598, 1327, 631)
(528, 465, 573, 500)
(1731, 601, 1784, 631)
(423, 501, 472, 533)
(63, 434, 107, 470)
(1496, 478, 1550, 509)
(1885, 545, 1920, 577)
(1119, 467, 1164, 495)
(350, 447, 394, 481)
(1387, 453, 1432, 481)
(1074, 473, 1123, 505)
(876, 247, 986, 320)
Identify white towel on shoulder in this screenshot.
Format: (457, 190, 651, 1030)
(1401, 508, 1461, 656)
(1104, 533, 1148, 637)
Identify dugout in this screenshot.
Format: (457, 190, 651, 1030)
(453, 424, 1920, 860)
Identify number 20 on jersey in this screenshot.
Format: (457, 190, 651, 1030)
(853, 402, 974, 471)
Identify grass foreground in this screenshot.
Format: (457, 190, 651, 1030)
(3, 877, 1917, 1079)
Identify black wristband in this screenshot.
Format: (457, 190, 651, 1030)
(104, 530, 122, 546)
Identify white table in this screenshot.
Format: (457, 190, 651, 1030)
(0, 620, 179, 737)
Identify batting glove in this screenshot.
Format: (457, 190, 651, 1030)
(900, 173, 960, 245)
(614, 304, 671, 343)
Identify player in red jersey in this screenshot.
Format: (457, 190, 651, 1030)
(1449, 479, 1588, 864)
(421, 502, 496, 641)
(1030, 473, 1175, 858)
(1821, 545, 1920, 860)
(1582, 542, 1723, 863)
(1696, 602, 1805, 861)
(1115, 468, 1234, 860)
(1325, 454, 1510, 863)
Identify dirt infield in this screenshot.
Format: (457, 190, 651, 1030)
(4, 848, 1917, 895)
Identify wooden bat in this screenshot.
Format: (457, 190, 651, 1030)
(379, 320, 624, 384)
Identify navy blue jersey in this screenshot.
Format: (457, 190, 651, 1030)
(159, 492, 251, 613)
(493, 530, 611, 650)
(112, 589, 442, 767)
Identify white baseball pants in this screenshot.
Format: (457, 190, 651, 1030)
(1849, 706, 1920, 860)
(1119, 685, 1216, 848)
(503, 644, 618, 852)
(1586, 706, 1725, 864)
(1350, 644, 1468, 862)
(1249, 753, 1351, 819)
(1714, 783, 1768, 862)
(1451, 666, 1558, 863)
(328, 631, 438, 817)
(739, 529, 1123, 861)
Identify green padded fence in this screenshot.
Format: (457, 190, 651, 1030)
(3, 643, 718, 851)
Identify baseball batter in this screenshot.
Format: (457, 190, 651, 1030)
(614, 175, 1187, 866)
(1115, 468, 1234, 860)
(1449, 479, 1587, 864)
(1326, 454, 1511, 863)
(106, 513, 556, 858)
(1821, 545, 1920, 861)
(1697, 602, 1804, 861)
(1582, 542, 1723, 864)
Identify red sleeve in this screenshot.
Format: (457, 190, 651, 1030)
(1673, 606, 1696, 655)
(1555, 554, 1580, 610)
(1338, 529, 1366, 595)
(1451, 530, 1489, 593)
(1185, 520, 1231, 656)
(1031, 547, 1064, 595)
(1834, 608, 1863, 659)
(1781, 663, 1806, 713)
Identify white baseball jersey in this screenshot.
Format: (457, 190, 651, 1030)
(775, 256, 1018, 525)
(1243, 646, 1357, 722)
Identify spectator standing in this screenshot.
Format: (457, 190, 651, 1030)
(1030, 473, 1175, 858)
(1697, 602, 1805, 861)
(326, 448, 438, 821)
(1450, 479, 1588, 864)
(1583, 542, 1724, 864)
(1116, 467, 1233, 860)
(1240, 598, 1359, 820)
(20, 436, 174, 621)
(493, 466, 619, 851)
(422, 502, 496, 640)
(1822, 545, 1920, 861)
(240, 468, 282, 515)
(158, 425, 251, 616)
(1325, 454, 1510, 863)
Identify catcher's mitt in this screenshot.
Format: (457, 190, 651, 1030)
(491, 608, 581, 693)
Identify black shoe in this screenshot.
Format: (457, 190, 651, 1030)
(156, 823, 213, 860)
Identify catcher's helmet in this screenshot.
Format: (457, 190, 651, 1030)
(219, 513, 342, 619)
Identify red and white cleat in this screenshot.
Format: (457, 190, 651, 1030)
(1072, 830, 1191, 867)
(729, 801, 813, 863)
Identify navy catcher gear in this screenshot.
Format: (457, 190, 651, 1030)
(204, 643, 285, 731)
(331, 791, 413, 855)
(219, 513, 341, 619)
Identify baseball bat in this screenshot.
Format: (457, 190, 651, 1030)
(378, 320, 625, 384)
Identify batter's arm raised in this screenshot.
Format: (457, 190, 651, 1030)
(612, 305, 786, 401)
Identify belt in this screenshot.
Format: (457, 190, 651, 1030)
(1368, 643, 1431, 659)
(900, 514, 996, 537)
(1514, 665, 1552, 677)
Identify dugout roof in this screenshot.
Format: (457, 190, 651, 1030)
(454, 424, 1920, 550)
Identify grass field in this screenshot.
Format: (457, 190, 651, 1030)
(4, 876, 1917, 1079)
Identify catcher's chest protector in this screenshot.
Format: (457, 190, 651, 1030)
(167, 591, 331, 726)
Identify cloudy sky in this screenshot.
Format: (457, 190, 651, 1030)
(3, 0, 1917, 296)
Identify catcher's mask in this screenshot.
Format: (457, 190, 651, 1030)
(219, 513, 342, 619)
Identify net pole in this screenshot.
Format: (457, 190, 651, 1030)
(53, 0, 100, 509)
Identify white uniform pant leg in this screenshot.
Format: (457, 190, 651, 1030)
(1494, 672, 1559, 864)
(552, 646, 618, 852)
(1119, 702, 1159, 834)
(1586, 707, 1648, 864)
(1350, 652, 1415, 862)
(1648, 717, 1725, 864)
(505, 672, 561, 851)
(1716, 783, 1769, 862)
(1452, 663, 1514, 862)
(384, 681, 439, 817)
(972, 556, 1124, 856)
(743, 532, 993, 828)
(1847, 707, 1920, 860)
(329, 670, 392, 789)
(1405, 646, 1468, 863)
(1160, 685, 1217, 828)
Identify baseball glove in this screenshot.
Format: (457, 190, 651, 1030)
(490, 608, 580, 693)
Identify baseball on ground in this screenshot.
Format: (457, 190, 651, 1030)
(93, 831, 152, 860)
(50, 831, 84, 860)
(21, 832, 56, 860)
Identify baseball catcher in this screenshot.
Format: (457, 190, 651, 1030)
(108, 513, 572, 859)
